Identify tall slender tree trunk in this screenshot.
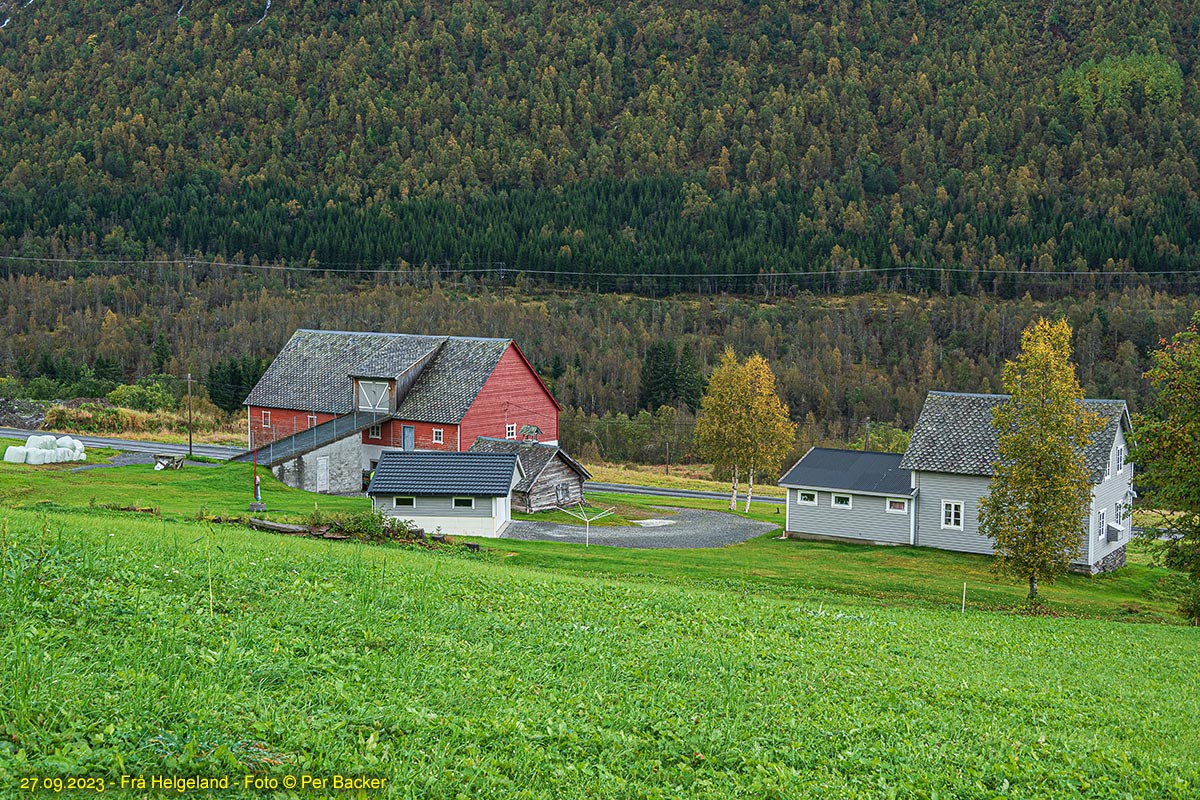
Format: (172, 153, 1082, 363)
(743, 459, 755, 513)
(1028, 572, 1039, 602)
(729, 463, 739, 511)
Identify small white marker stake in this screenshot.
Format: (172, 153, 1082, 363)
(962, 582, 967, 613)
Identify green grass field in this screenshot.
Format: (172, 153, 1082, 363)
(0, 454, 1197, 797)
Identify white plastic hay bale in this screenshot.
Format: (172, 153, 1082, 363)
(56, 436, 76, 449)
(3, 446, 26, 464)
(56, 447, 74, 462)
(24, 448, 47, 465)
(73, 446, 86, 462)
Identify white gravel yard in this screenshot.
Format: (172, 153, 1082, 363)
(503, 507, 779, 548)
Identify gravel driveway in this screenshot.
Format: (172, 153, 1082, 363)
(503, 507, 779, 548)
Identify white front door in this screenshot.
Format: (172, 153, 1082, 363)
(316, 456, 329, 492)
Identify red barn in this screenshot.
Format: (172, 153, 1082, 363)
(239, 330, 560, 493)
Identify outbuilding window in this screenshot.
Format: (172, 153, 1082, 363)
(886, 498, 909, 514)
(433, 428, 444, 444)
(832, 494, 852, 510)
(797, 491, 817, 506)
(942, 501, 963, 530)
(393, 497, 415, 508)
(453, 497, 475, 509)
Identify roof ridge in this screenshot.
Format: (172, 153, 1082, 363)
(294, 329, 508, 342)
(928, 390, 1127, 405)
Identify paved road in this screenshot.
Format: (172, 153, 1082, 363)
(0, 427, 243, 461)
(588, 481, 786, 506)
(0, 427, 787, 507)
(504, 506, 780, 548)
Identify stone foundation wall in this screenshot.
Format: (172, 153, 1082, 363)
(1070, 544, 1127, 575)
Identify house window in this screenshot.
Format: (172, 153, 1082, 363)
(942, 501, 963, 530)
(433, 428, 443, 444)
(368, 424, 382, 440)
(393, 497, 415, 508)
(452, 497, 475, 509)
(797, 491, 817, 506)
(1116, 445, 1125, 473)
(886, 498, 909, 514)
(832, 494, 852, 510)
(1098, 508, 1107, 540)
(505, 424, 517, 439)
(261, 410, 271, 428)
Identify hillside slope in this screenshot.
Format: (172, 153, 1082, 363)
(1, 507, 1198, 798)
(0, 1, 1198, 290)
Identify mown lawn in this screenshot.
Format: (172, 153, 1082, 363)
(0, 506, 1197, 799)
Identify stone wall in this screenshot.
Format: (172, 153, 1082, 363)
(1070, 544, 1127, 575)
(272, 434, 363, 495)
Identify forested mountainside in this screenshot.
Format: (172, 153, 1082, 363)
(1, 1, 1199, 291)
(3, 271, 1197, 447)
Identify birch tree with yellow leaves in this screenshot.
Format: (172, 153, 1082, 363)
(694, 349, 795, 511)
(979, 318, 1103, 603)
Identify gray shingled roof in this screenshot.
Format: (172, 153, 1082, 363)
(395, 337, 511, 424)
(468, 436, 592, 492)
(899, 391, 1129, 482)
(367, 451, 519, 497)
(779, 448, 913, 496)
(244, 330, 509, 422)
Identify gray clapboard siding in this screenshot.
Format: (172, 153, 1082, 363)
(373, 495, 493, 517)
(1089, 427, 1133, 564)
(913, 471, 994, 554)
(787, 489, 911, 544)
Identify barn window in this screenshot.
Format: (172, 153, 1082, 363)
(393, 497, 415, 508)
(433, 428, 443, 444)
(307, 413, 317, 428)
(832, 494, 852, 510)
(261, 410, 271, 428)
(453, 497, 475, 509)
(505, 424, 517, 439)
(368, 425, 382, 439)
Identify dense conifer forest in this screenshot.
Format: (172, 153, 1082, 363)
(0, 0, 1199, 292)
(2, 0, 1200, 462)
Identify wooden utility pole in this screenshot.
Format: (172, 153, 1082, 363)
(187, 372, 194, 458)
(863, 416, 871, 451)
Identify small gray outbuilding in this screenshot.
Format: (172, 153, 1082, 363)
(780, 448, 915, 545)
(367, 451, 523, 537)
(468, 436, 591, 512)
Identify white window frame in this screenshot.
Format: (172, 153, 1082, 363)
(452, 497, 475, 509)
(941, 500, 964, 530)
(393, 497, 415, 509)
(831, 493, 852, 510)
(307, 412, 317, 428)
(886, 498, 909, 515)
(505, 423, 517, 439)
(1116, 445, 1125, 473)
(432, 428, 444, 444)
(1098, 508, 1107, 540)
(261, 410, 271, 428)
(797, 490, 817, 506)
(368, 424, 382, 440)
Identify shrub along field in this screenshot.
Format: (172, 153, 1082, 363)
(0, 506, 1197, 799)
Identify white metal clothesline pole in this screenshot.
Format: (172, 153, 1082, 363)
(560, 503, 616, 548)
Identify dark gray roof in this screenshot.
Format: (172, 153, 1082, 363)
(395, 337, 511, 424)
(779, 447, 913, 496)
(899, 391, 1129, 482)
(244, 330, 509, 422)
(366, 451, 519, 497)
(468, 436, 591, 492)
